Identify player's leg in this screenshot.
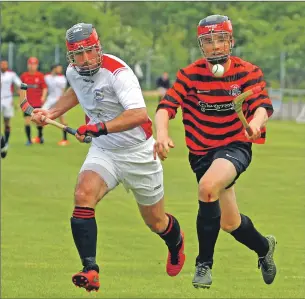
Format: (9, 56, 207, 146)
(216, 142, 276, 284)
(71, 146, 119, 292)
(117, 139, 185, 276)
(219, 186, 277, 284)
(192, 157, 237, 288)
(24, 114, 32, 145)
(1, 135, 8, 158)
(2, 101, 14, 145)
(136, 196, 185, 277)
(4, 118, 11, 145)
(58, 115, 69, 145)
(36, 106, 44, 144)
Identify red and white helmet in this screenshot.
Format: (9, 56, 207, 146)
(66, 23, 102, 76)
(197, 15, 234, 65)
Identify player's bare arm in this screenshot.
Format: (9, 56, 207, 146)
(75, 107, 148, 142)
(41, 88, 48, 104)
(246, 107, 269, 140)
(32, 87, 79, 125)
(153, 109, 175, 161)
(106, 107, 148, 132)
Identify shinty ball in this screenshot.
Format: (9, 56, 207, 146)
(212, 64, 224, 77)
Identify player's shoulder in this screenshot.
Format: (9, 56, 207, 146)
(180, 58, 208, 75)
(102, 54, 129, 76)
(6, 69, 15, 74)
(20, 71, 29, 77)
(66, 64, 76, 77)
(231, 56, 262, 73)
(36, 71, 45, 78)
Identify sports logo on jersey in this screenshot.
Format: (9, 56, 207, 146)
(35, 78, 39, 83)
(230, 84, 241, 97)
(94, 88, 104, 102)
(198, 101, 234, 112)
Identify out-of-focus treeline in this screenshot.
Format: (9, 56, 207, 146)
(2, 2, 305, 88)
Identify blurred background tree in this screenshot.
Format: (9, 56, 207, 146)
(2, 2, 305, 89)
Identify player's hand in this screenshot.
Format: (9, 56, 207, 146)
(153, 135, 175, 161)
(31, 108, 52, 126)
(77, 123, 108, 138)
(245, 119, 261, 141)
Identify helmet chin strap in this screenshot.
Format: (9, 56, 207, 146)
(77, 67, 100, 77)
(207, 55, 229, 65)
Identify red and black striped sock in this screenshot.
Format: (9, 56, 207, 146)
(158, 213, 182, 250)
(71, 206, 98, 271)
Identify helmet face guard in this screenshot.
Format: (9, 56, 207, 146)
(66, 23, 102, 76)
(197, 15, 234, 65)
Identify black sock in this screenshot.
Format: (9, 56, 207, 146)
(1, 135, 6, 148)
(230, 214, 269, 257)
(158, 213, 182, 249)
(4, 125, 10, 144)
(37, 126, 43, 138)
(196, 200, 221, 268)
(71, 206, 99, 271)
(25, 125, 31, 142)
(63, 130, 67, 140)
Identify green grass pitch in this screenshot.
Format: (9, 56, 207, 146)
(1, 98, 305, 298)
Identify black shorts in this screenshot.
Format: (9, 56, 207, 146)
(189, 141, 252, 189)
(23, 106, 41, 117)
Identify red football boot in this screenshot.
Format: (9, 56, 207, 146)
(31, 137, 40, 144)
(166, 231, 185, 276)
(72, 269, 100, 292)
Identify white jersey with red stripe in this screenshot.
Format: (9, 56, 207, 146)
(1, 70, 21, 102)
(66, 54, 152, 150)
(44, 73, 67, 103)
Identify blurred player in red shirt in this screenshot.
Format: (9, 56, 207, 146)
(20, 57, 47, 145)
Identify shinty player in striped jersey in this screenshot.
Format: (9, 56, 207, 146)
(154, 15, 277, 288)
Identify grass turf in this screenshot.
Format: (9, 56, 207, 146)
(1, 98, 305, 298)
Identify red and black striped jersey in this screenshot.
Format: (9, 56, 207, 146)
(157, 56, 273, 155)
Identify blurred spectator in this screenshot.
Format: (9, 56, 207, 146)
(20, 57, 47, 145)
(156, 72, 170, 101)
(0, 60, 21, 148)
(43, 64, 69, 146)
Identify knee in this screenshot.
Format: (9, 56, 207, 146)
(146, 217, 167, 233)
(198, 179, 219, 202)
(74, 185, 96, 206)
(220, 221, 240, 233)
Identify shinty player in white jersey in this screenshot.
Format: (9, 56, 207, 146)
(43, 64, 69, 145)
(0, 60, 21, 149)
(31, 23, 186, 292)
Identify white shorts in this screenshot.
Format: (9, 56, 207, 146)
(1, 97, 14, 118)
(80, 137, 164, 206)
(42, 98, 57, 110)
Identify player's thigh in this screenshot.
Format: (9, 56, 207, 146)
(213, 141, 252, 189)
(127, 158, 164, 207)
(198, 158, 237, 201)
(219, 186, 241, 232)
(4, 117, 11, 126)
(75, 170, 108, 208)
(137, 196, 167, 232)
(24, 115, 31, 125)
(77, 146, 120, 206)
(1, 103, 14, 119)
